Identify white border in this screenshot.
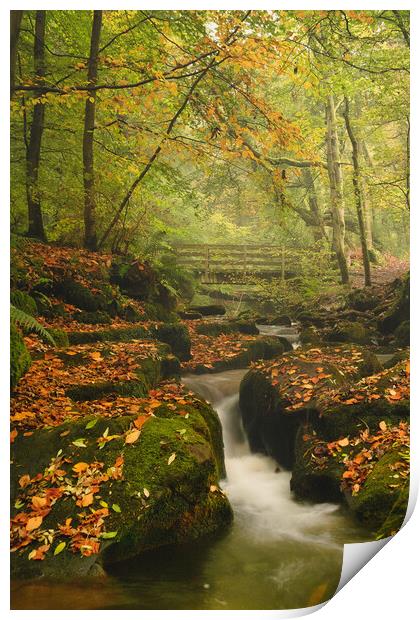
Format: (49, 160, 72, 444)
(2, 3, 418, 619)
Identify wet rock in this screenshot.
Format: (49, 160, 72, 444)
(10, 399, 232, 579)
(188, 304, 226, 316)
(324, 320, 375, 345)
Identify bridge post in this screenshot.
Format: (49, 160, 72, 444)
(281, 245, 285, 280)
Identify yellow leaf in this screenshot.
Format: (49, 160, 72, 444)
(168, 453, 176, 465)
(125, 429, 140, 444)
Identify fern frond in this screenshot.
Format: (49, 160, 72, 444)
(11, 305, 56, 346)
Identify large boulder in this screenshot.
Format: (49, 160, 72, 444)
(110, 259, 156, 301)
(239, 345, 381, 469)
(324, 320, 375, 345)
(194, 320, 259, 337)
(10, 396, 232, 579)
(188, 304, 226, 317)
(378, 274, 409, 334)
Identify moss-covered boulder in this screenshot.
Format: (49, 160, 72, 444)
(290, 426, 344, 502)
(189, 304, 226, 316)
(378, 273, 409, 334)
(151, 323, 191, 361)
(46, 328, 70, 348)
(346, 289, 381, 312)
(346, 450, 408, 530)
(11, 290, 38, 316)
(300, 326, 322, 345)
(53, 278, 108, 312)
(68, 326, 150, 345)
(239, 346, 382, 469)
(324, 321, 374, 345)
(394, 320, 409, 347)
(10, 399, 232, 579)
(376, 482, 409, 538)
(188, 336, 285, 375)
(10, 323, 31, 389)
(110, 258, 156, 301)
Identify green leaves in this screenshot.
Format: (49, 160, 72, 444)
(54, 541, 66, 555)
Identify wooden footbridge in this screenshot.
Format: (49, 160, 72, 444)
(173, 243, 295, 284)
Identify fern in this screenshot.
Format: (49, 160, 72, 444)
(11, 305, 56, 346)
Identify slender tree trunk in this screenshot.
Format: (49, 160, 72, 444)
(405, 116, 410, 210)
(302, 168, 327, 242)
(10, 11, 23, 98)
(26, 10, 46, 241)
(343, 96, 372, 287)
(83, 10, 102, 251)
(325, 95, 349, 284)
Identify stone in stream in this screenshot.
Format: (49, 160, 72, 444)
(10, 338, 231, 579)
(188, 304, 226, 316)
(238, 345, 409, 536)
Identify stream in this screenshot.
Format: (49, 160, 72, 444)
(11, 325, 372, 610)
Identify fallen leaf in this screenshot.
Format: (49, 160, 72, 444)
(338, 437, 349, 447)
(168, 453, 176, 465)
(54, 541, 66, 555)
(26, 516, 43, 532)
(125, 429, 140, 444)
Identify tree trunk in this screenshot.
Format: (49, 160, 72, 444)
(302, 168, 327, 242)
(325, 95, 349, 284)
(83, 10, 102, 251)
(343, 96, 372, 287)
(10, 11, 23, 98)
(26, 10, 46, 241)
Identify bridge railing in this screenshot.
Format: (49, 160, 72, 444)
(173, 243, 300, 283)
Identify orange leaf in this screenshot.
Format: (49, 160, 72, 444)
(125, 429, 140, 444)
(26, 515, 43, 531)
(10, 429, 18, 444)
(134, 415, 150, 430)
(73, 462, 89, 474)
(81, 493, 94, 507)
(19, 474, 31, 488)
(32, 496, 48, 510)
(338, 437, 349, 447)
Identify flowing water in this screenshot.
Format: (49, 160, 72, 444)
(11, 325, 372, 610)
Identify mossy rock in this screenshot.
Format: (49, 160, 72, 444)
(11, 400, 231, 578)
(10, 322, 31, 389)
(376, 482, 409, 538)
(238, 346, 381, 469)
(394, 320, 409, 347)
(383, 350, 409, 370)
(10, 290, 38, 316)
(324, 321, 374, 345)
(379, 274, 409, 334)
(291, 426, 344, 502)
(36, 298, 67, 320)
(65, 355, 163, 401)
(152, 282, 177, 312)
(111, 258, 156, 301)
(195, 320, 259, 337)
(178, 310, 203, 320)
(300, 326, 322, 345)
(346, 289, 381, 312)
(190, 336, 285, 375)
(120, 304, 143, 323)
(53, 278, 108, 312)
(188, 304, 226, 316)
(74, 310, 112, 325)
(68, 326, 150, 345)
(47, 328, 70, 348)
(151, 323, 191, 361)
(346, 450, 408, 530)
